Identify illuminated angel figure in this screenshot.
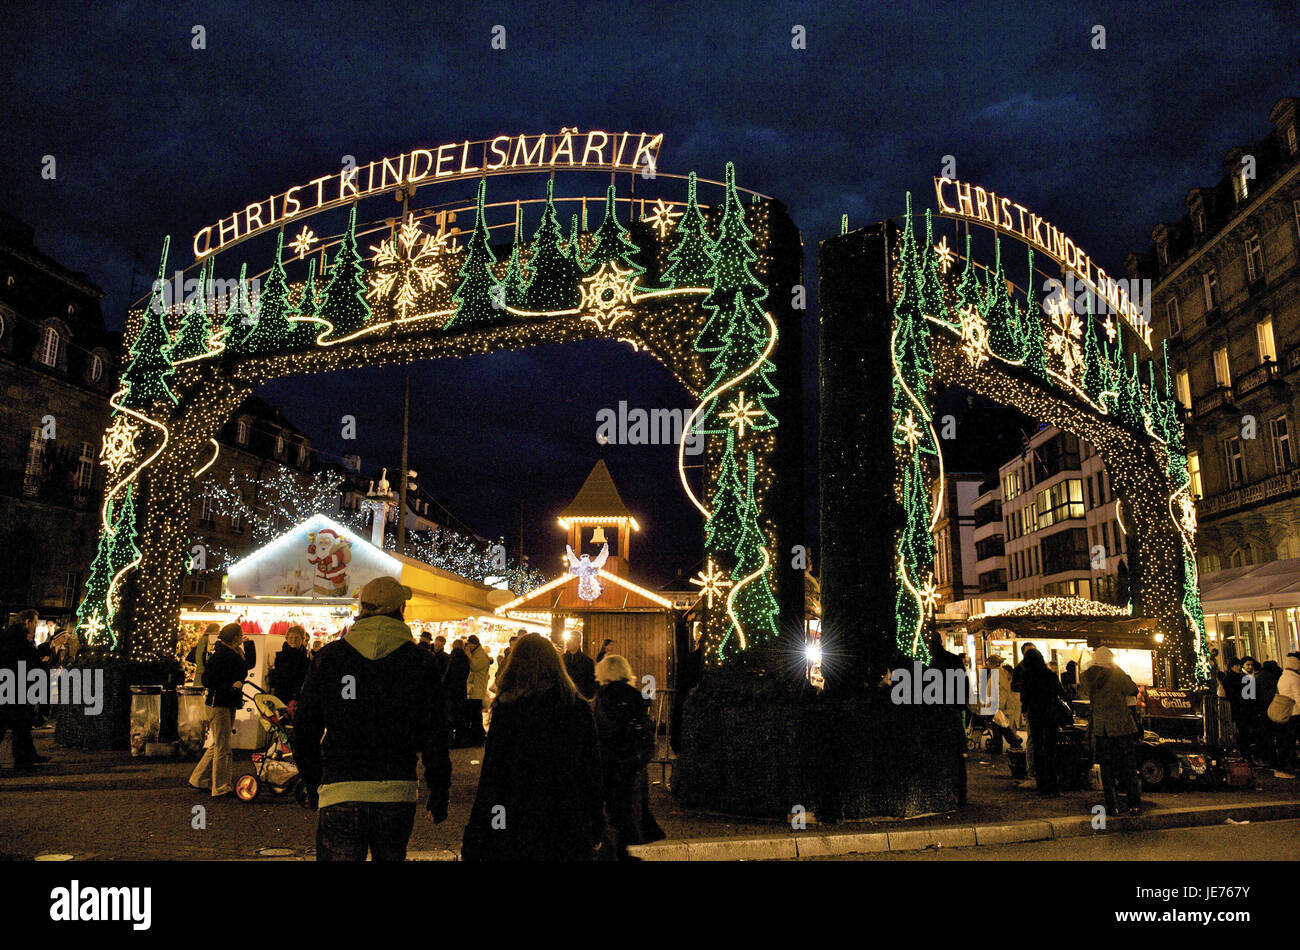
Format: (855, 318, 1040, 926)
(566, 542, 609, 602)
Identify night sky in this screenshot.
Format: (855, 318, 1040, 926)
(3, 1, 1295, 585)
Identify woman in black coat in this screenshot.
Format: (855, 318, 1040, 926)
(443, 639, 471, 746)
(594, 655, 666, 860)
(1016, 648, 1070, 795)
(461, 634, 604, 861)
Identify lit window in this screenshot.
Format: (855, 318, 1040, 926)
(1165, 297, 1181, 337)
(275, 435, 285, 457)
(1234, 166, 1250, 202)
(37, 326, 60, 367)
(231, 491, 243, 532)
(1224, 436, 1246, 487)
(1257, 316, 1277, 363)
(1213, 346, 1231, 387)
(1202, 269, 1217, 311)
(1188, 451, 1203, 498)
(1175, 370, 1191, 409)
(23, 426, 44, 496)
(199, 496, 216, 528)
(1271, 416, 1293, 473)
(90, 354, 104, 382)
(236, 418, 250, 445)
(1245, 234, 1265, 284)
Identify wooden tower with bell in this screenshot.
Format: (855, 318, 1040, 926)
(556, 459, 637, 578)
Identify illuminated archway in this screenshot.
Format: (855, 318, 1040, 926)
(77, 131, 804, 664)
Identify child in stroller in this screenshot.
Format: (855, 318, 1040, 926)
(233, 685, 311, 807)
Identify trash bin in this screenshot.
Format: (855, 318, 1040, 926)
(129, 686, 163, 756)
(176, 686, 208, 759)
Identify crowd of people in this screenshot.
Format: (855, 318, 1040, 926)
(185, 578, 664, 861)
(1218, 652, 1300, 777)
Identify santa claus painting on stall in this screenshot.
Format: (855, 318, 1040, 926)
(307, 528, 352, 596)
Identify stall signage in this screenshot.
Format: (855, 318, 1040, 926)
(1145, 688, 1200, 717)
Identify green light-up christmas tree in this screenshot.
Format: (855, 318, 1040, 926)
(165, 258, 215, 363)
(704, 430, 746, 559)
(75, 498, 118, 646)
(1020, 250, 1048, 381)
(523, 179, 580, 311)
(697, 163, 778, 436)
(289, 257, 325, 348)
(219, 264, 255, 353)
(1081, 297, 1107, 405)
(662, 171, 714, 289)
(721, 450, 780, 659)
(447, 179, 502, 329)
(583, 184, 643, 276)
(120, 237, 177, 409)
(244, 231, 295, 352)
(983, 240, 1022, 362)
(318, 205, 373, 340)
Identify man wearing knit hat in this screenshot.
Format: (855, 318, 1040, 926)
(1080, 647, 1142, 816)
(295, 575, 451, 860)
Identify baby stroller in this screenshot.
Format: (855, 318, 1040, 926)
(234, 686, 311, 808)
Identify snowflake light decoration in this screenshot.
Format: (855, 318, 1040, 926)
(917, 573, 940, 614)
(933, 236, 957, 273)
(957, 304, 989, 369)
(289, 226, 318, 259)
(1046, 296, 1085, 383)
(99, 414, 141, 478)
(689, 558, 733, 609)
(643, 199, 682, 239)
(1102, 313, 1117, 344)
(579, 260, 638, 331)
(78, 610, 106, 644)
(368, 214, 453, 318)
(720, 390, 764, 439)
(896, 411, 923, 450)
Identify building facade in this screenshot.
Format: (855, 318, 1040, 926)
(1131, 95, 1300, 664)
(0, 213, 119, 619)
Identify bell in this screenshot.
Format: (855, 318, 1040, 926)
(590, 526, 608, 546)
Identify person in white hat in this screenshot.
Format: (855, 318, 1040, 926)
(294, 575, 450, 861)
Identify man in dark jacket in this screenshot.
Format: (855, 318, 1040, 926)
(563, 638, 597, 700)
(1, 610, 48, 770)
(1080, 647, 1142, 816)
(429, 635, 450, 681)
(268, 625, 311, 705)
(295, 576, 450, 861)
(443, 639, 470, 746)
(187, 623, 247, 796)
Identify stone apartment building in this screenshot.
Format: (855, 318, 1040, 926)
(0, 213, 120, 619)
(1130, 95, 1300, 664)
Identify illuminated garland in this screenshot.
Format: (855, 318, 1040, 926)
(119, 237, 178, 409)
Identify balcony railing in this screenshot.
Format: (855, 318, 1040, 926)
(1285, 346, 1300, 375)
(1234, 359, 1280, 400)
(1198, 468, 1300, 519)
(1193, 385, 1233, 418)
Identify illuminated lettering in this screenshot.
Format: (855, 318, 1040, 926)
(583, 130, 609, 166)
(380, 155, 406, 189)
(245, 201, 265, 234)
(486, 135, 510, 170)
(407, 149, 434, 183)
(955, 181, 973, 217)
(631, 133, 663, 172)
(935, 178, 957, 214)
(974, 187, 989, 222)
(511, 134, 546, 167)
(458, 140, 478, 174)
(614, 132, 631, 167)
(284, 186, 303, 217)
(193, 227, 213, 259)
(309, 174, 331, 209)
(218, 214, 239, 248)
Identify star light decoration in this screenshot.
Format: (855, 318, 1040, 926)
(643, 199, 682, 239)
(933, 236, 957, 273)
(956, 304, 989, 369)
(579, 260, 638, 331)
(1178, 495, 1197, 535)
(78, 610, 106, 644)
(917, 573, 941, 614)
(719, 390, 764, 439)
(1046, 295, 1085, 383)
(99, 414, 141, 478)
(896, 410, 923, 450)
(368, 214, 454, 318)
(289, 226, 319, 259)
(689, 558, 733, 609)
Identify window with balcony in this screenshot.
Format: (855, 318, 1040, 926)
(1036, 479, 1085, 528)
(1213, 346, 1231, 387)
(1041, 528, 1090, 575)
(1188, 451, 1203, 499)
(975, 536, 1004, 560)
(37, 326, 61, 367)
(1165, 297, 1181, 337)
(1271, 416, 1293, 473)
(1245, 234, 1265, 284)
(1175, 370, 1191, 410)
(1225, 436, 1246, 487)
(1202, 269, 1218, 311)
(1257, 316, 1277, 363)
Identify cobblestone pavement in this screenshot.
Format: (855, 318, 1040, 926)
(1, 728, 1296, 860)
